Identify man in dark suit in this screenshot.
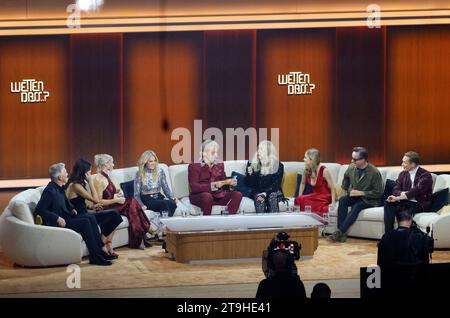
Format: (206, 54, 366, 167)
(35, 163, 114, 266)
(384, 151, 433, 234)
(256, 249, 306, 300)
(378, 206, 431, 297)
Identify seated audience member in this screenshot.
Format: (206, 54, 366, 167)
(93, 154, 151, 250)
(134, 150, 177, 217)
(294, 148, 335, 216)
(377, 206, 431, 297)
(188, 139, 242, 215)
(256, 250, 306, 299)
(384, 151, 432, 234)
(245, 140, 284, 213)
(34, 163, 114, 266)
(330, 147, 383, 242)
(311, 283, 331, 299)
(66, 159, 123, 258)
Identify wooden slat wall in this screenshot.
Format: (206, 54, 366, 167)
(123, 32, 203, 166)
(386, 25, 450, 165)
(334, 27, 386, 165)
(70, 33, 123, 169)
(257, 28, 336, 162)
(1, 25, 450, 179)
(204, 30, 256, 160)
(0, 36, 69, 179)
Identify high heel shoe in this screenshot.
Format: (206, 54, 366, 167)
(105, 240, 119, 258)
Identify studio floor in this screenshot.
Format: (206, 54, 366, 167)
(1, 237, 450, 298)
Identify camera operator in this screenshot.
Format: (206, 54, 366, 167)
(256, 250, 306, 300)
(262, 232, 301, 278)
(377, 205, 432, 297)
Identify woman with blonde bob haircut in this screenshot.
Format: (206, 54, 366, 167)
(93, 154, 151, 249)
(245, 140, 284, 213)
(134, 150, 177, 217)
(188, 139, 243, 215)
(294, 148, 335, 216)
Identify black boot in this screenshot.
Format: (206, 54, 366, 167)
(99, 250, 117, 260)
(89, 254, 112, 266)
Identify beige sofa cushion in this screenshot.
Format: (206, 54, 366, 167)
(282, 171, 298, 197)
(322, 163, 341, 184)
(414, 212, 442, 230)
(11, 201, 35, 224)
(335, 185, 345, 199)
(169, 164, 190, 199)
(224, 160, 247, 176)
(438, 205, 450, 215)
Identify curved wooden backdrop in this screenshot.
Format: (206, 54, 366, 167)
(1, 25, 450, 178)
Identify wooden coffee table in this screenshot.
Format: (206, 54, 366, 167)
(161, 213, 323, 263)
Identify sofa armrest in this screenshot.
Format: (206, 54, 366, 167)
(0, 216, 83, 267)
(430, 214, 450, 249)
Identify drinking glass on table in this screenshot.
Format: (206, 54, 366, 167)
(222, 206, 229, 216)
(305, 205, 312, 213)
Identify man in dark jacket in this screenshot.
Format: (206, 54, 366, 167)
(35, 163, 114, 266)
(256, 249, 306, 300)
(384, 151, 433, 234)
(377, 206, 431, 297)
(330, 147, 383, 242)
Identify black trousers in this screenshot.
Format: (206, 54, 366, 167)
(384, 200, 424, 234)
(66, 216, 103, 256)
(337, 196, 372, 233)
(90, 209, 123, 237)
(141, 193, 177, 217)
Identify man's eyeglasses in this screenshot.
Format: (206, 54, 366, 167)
(352, 157, 363, 162)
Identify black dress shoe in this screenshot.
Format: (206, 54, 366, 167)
(89, 255, 112, 266)
(99, 250, 117, 261)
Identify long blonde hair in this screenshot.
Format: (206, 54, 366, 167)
(137, 150, 160, 182)
(304, 148, 321, 178)
(251, 140, 279, 175)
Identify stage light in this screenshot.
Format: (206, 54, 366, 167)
(76, 0, 104, 12)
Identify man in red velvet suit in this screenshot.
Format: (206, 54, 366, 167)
(384, 151, 433, 234)
(188, 139, 243, 215)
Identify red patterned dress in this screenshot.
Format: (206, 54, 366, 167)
(101, 172, 150, 248)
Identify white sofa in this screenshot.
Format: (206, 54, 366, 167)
(1, 161, 450, 266)
(327, 166, 450, 248)
(0, 164, 188, 267)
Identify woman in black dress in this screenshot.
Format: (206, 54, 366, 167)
(245, 140, 284, 213)
(66, 159, 123, 258)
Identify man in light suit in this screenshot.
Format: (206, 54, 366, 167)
(384, 151, 433, 234)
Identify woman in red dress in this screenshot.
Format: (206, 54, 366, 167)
(294, 148, 336, 216)
(93, 154, 151, 249)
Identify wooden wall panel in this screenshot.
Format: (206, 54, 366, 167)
(334, 27, 386, 165)
(70, 33, 123, 168)
(0, 36, 69, 179)
(123, 32, 203, 166)
(387, 25, 450, 165)
(204, 30, 256, 160)
(2, 25, 450, 180)
(257, 28, 336, 162)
